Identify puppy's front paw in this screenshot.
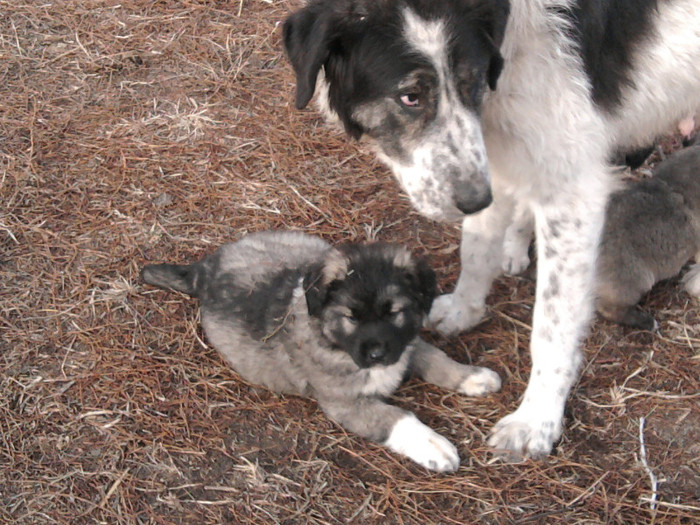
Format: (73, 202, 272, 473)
(385, 415, 460, 472)
(458, 367, 501, 396)
(427, 294, 485, 335)
(487, 410, 562, 461)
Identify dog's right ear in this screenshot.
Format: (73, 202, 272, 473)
(283, 2, 338, 109)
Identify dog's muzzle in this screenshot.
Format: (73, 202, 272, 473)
(453, 183, 493, 215)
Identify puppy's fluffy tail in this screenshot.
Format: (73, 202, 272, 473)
(141, 263, 199, 296)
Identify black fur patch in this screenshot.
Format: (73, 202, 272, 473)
(563, 0, 660, 110)
(203, 265, 312, 340)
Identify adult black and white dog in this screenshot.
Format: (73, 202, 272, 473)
(283, 0, 700, 458)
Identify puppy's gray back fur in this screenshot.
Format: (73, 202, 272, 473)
(597, 145, 700, 325)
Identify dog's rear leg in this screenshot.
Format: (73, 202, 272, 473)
(428, 194, 513, 335)
(410, 338, 501, 396)
(488, 191, 607, 459)
(319, 397, 460, 472)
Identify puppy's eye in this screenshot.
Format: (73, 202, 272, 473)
(391, 306, 407, 317)
(399, 93, 421, 107)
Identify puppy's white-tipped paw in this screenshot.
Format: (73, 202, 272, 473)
(487, 410, 562, 461)
(385, 415, 460, 472)
(427, 294, 485, 335)
(458, 367, 502, 396)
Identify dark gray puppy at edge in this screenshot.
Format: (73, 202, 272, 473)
(141, 231, 501, 472)
(597, 142, 700, 331)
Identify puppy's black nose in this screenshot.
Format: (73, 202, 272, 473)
(454, 187, 492, 215)
(361, 341, 386, 363)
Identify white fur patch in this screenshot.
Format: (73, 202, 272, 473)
(360, 346, 413, 397)
(501, 203, 534, 275)
(682, 263, 700, 297)
(608, 0, 700, 150)
(402, 9, 446, 65)
(384, 414, 460, 472)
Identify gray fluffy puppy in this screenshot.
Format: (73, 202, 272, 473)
(142, 231, 501, 472)
(597, 144, 700, 330)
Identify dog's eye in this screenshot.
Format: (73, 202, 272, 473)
(399, 93, 420, 107)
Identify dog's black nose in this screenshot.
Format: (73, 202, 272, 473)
(454, 187, 493, 215)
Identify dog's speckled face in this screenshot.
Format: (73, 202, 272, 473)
(283, 0, 509, 221)
(304, 243, 436, 369)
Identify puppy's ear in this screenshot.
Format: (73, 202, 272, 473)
(304, 248, 348, 316)
(407, 257, 438, 314)
(283, 1, 338, 109)
(303, 265, 327, 317)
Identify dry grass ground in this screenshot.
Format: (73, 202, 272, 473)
(1, 1, 699, 523)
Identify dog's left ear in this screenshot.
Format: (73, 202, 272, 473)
(480, 0, 509, 90)
(283, 1, 339, 109)
(407, 258, 438, 314)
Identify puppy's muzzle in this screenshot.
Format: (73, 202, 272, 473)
(356, 323, 403, 367)
(360, 339, 389, 364)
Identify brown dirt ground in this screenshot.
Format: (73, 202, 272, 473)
(1, 1, 699, 524)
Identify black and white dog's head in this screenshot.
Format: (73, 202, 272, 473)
(304, 242, 436, 369)
(284, 0, 509, 222)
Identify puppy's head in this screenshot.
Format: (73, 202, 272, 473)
(283, 0, 509, 222)
(304, 243, 436, 368)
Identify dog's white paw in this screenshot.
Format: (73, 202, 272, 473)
(385, 415, 460, 472)
(458, 367, 502, 396)
(427, 294, 485, 335)
(487, 410, 562, 461)
(501, 248, 530, 275)
(682, 263, 700, 297)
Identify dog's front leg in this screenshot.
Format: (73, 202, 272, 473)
(428, 194, 513, 335)
(488, 194, 606, 459)
(319, 397, 460, 472)
(410, 338, 501, 396)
